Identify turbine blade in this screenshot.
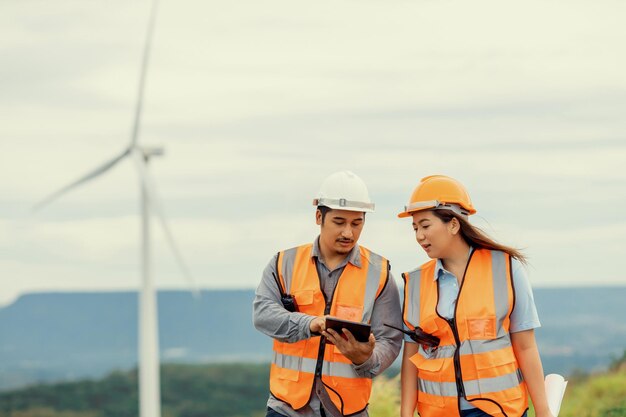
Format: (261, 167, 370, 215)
(130, 0, 159, 147)
(33, 148, 131, 212)
(132, 150, 200, 298)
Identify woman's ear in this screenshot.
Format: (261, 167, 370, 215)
(449, 217, 460, 235)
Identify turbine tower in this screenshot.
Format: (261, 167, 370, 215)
(33, 1, 191, 417)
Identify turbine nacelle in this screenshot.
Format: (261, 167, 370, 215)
(136, 145, 165, 161)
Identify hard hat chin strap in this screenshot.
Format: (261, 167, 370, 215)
(313, 198, 375, 211)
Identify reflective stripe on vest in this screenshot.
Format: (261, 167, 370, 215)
(270, 243, 389, 415)
(418, 369, 524, 397)
(273, 351, 360, 379)
(402, 249, 528, 417)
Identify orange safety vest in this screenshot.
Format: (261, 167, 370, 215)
(270, 243, 389, 416)
(402, 249, 528, 417)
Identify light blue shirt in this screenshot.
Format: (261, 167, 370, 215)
(405, 249, 541, 410)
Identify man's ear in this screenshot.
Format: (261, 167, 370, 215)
(316, 209, 322, 226)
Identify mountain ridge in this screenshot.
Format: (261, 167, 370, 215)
(1, 287, 625, 391)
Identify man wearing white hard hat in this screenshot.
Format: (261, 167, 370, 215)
(253, 171, 402, 417)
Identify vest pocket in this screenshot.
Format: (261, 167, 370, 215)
(466, 316, 496, 340)
(411, 354, 446, 408)
(327, 346, 362, 387)
(277, 364, 301, 382)
(294, 290, 314, 305)
(293, 290, 317, 315)
(420, 315, 441, 335)
(274, 342, 306, 382)
(334, 304, 364, 322)
(473, 352, 523, 400)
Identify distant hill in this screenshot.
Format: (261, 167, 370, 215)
(0, 363, 270, 417)
(1, 287, 625, 391)
(0, 290, 270, 391)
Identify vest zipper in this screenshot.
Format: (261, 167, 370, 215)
(436, 250, 475, 408)
(446, 318, 466, 398)
(313, 261, 342, 377)
(314, 300, 332, 377)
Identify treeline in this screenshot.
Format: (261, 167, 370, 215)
(2, 356, 625, 417)
(0, 363, 269, 417)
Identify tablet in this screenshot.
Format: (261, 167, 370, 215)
(325, 317, 371, 343)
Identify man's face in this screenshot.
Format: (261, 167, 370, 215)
(316, 209, 365, 257)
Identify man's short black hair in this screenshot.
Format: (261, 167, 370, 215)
(317, 206, 331, 224)
(317, 206, 366, 224)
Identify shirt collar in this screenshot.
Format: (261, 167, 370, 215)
(312, 236, 362, 268)
(433, 246, 474, 281)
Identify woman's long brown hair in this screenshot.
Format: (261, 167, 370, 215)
(432, 210, 528, 264)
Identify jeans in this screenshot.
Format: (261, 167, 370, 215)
(266, 408, 287, 417)
(265, 407, 329, 417)
(461, 409, 528, 417)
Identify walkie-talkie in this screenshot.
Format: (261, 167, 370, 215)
(272, 272, 298, 313)
(384, 323, 440, 348)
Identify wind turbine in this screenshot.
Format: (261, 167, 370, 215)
(33, 1, 193, 417)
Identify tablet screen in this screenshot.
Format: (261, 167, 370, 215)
(325, 317, 371, 343)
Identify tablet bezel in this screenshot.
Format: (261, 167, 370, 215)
(325, 317, 371, 343)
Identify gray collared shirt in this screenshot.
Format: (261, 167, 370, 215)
(253, 237, 403, 417)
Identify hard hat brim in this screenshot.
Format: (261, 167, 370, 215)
(397, 202, 476, 219)
(397, 201, 438, 218)
(325, 204, 375, 213)
(397, 207, 429, 218)
(313, 198, 375, 212)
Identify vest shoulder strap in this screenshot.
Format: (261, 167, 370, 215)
(277, 244, 313, 295)
(358, 245, 390, 298)
(402, 259, 436, 283)
(402, 259, 436, 330)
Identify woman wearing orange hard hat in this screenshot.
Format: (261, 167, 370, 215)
(395, 175, 554, 417)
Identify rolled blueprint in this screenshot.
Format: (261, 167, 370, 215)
(545, 373, 568, 416)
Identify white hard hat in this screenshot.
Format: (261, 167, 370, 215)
(313, 171, 375, 212)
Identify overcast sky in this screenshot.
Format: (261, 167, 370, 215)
(1, 0, 625, 306)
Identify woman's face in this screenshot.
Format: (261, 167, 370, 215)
(411, 210, 456, 259)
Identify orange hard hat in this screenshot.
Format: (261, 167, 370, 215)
(398, 175, 476, 218)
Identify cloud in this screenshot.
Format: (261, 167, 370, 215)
(1, 0, 625, 304)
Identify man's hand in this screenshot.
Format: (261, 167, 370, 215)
(310, 316, 326, 334)
(322, 327, 375, 365)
